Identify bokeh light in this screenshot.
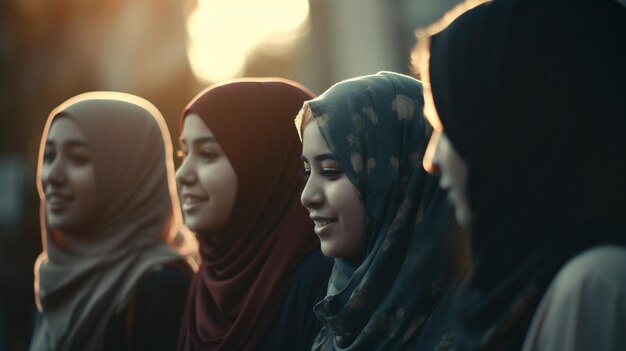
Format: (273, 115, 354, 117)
(186, 0, 309, 83)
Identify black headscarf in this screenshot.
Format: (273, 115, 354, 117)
(426, 0, 626, 349)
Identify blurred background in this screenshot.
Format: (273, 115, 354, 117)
(0, 0, 463, 349)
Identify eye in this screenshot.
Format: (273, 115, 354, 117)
(200, 149, 219, 161)
(43, 150, 55, 163)
(320, 168, 343, 180)
(69, 151, 91, 165)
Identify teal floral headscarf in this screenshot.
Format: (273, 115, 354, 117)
(301, 72, 469, 350)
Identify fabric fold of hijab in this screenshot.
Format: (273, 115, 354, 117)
(305, 72, 469, 350)
(427, 0, 626, 349)
(177, 79, 319, 351)
(31, 92, 197, 351)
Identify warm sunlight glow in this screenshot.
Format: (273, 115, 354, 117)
(187, 0, 309, 83)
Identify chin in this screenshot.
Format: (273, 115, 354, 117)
(46, 219, 85, 235)
(321, 244, 359, 260)
(320, 244, 339, 259)
(185, 218, 224, 236)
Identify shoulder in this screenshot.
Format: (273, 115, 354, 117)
(522, 245, 626, 351)
(137, 261, 193, 295)
(281, 249, 333, 312)
(540, 245, 626, 318)
(548, 245, 626, 298)
(103, 262, 193, 350)
(291, 249, 334, 283)
(130, 261, 193, 350)
(258, 250, 333, 351)
(133, 261, 193, 320)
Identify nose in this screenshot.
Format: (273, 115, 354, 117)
(43, 158, 66, 187)
(175, 157, 197, 186)
(300, 176, 323, 209)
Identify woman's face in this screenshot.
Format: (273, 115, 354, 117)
(430, 132, 472, 228)
(300, 119, 364, 259)
(176, 113, 238, 234)
(41, 117, 98, 234)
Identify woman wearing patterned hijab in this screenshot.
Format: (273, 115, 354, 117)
(298, 71, 470, 350)
(30, 92, 198, 351)
(176, 78, 332, 351)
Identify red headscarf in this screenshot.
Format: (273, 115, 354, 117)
(177, 78, 319, 350)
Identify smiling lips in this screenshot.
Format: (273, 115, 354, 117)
(182, 194, 208, 212)
(46, 194, 73, 212)
(311, 216, 338, 236)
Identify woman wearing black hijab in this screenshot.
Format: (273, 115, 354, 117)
(414, 0, 626, 350)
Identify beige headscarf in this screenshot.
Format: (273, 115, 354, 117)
(30, 92, 198, 351)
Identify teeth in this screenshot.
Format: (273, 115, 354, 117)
(48, 195, 71, 203)
(315, 219, 336, 227)
(184, 196, 206, 204)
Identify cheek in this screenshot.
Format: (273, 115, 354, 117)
(217, 173, 238, 215)
(198, 162, 238, 215)
(343, 195, 364, 249)
(40, 165, 50, 187)
(329, 179, 362, 217)
(330, 179, 364, 246)
(73, 167, 98, 212)
(198, 163, 237, 197)
(47, 166, 98, 232)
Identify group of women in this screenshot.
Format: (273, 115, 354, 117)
(29, 0, 625, 350)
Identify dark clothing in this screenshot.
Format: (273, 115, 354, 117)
(103, 264, 191, 351)
(427, 0, 626, 349)
(258, 250, 333, 351)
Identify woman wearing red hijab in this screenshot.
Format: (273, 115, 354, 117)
(176, 78, 332, 351)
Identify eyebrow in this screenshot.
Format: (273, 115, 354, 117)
(300, 153, 336, 163)
(179, 136, 218, 146)
(45, 140, 88, 147)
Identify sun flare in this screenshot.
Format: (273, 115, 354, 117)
(186, 0, 309, 83)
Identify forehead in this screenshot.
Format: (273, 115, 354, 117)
(301, 120, 331, 157)
(181, 113, 214, 140)
(47, 117, 86, 142)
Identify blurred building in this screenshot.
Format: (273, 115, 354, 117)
(2, 1, 200, 349)
(0, 0, 461, 349)
(243, 0, 461, 94)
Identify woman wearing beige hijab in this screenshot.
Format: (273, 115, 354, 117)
(30, 92, 197, 351)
